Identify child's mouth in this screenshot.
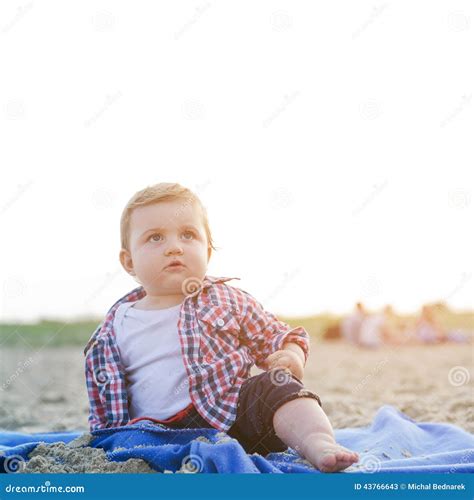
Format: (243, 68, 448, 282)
(165, 263, 185, 271)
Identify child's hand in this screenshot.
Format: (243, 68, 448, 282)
(262, 350, 304, 381)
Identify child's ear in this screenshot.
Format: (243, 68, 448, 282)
(119, 248, 136, 276)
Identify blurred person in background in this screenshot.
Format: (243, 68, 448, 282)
(413, 305, 447, 344)
(340, 302, 367, 345)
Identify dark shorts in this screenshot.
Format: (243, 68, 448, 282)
(128, 368, 322, 456)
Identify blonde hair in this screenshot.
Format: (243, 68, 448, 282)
(120, 182, 216, 258)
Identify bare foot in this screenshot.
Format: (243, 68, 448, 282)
(301, 432, 359, 473)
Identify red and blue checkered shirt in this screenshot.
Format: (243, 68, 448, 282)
(84, 275, 311, 432)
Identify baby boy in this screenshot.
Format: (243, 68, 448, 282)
(84, 182, 359, 472)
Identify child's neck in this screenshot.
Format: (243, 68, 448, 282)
(134, 294, 184, 310)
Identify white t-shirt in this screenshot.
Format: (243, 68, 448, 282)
(113, 301, 192, 420)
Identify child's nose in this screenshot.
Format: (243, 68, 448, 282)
(165, 240, 184, 255)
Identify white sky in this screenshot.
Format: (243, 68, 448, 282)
(1, 1, 473, 322)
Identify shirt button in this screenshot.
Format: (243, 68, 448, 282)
(205, 355, 212, 363)
(216, 318, 225, 327)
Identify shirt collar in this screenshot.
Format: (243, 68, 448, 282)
(108, 274, 239, 321)
(84, 275, 240, 354)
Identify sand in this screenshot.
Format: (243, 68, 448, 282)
(302, 340, 473, 433)
(1, 340, 472, 472)
(19, 438, 157, 473)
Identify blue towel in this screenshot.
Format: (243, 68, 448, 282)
(1, 406, 473, 473)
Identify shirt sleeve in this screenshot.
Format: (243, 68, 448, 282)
(84, 345, 109, 432)
(238, 290, 311, 370)
(84, 331, 130, 432)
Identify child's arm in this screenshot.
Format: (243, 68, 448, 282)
(262, 346, 305, 380)
(84, 321, 131, 431)
(84, 348, 109, 431)
(238, 290, 310, 372)
(282, 341, 306, 364)
(83, 325, 109, 431)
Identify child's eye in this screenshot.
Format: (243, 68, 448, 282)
(148, 233, 163, 242)
(182, 231, 195, 240)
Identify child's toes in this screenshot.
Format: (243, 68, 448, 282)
(338, 448, 358, 460)
(335, 449, 359, 466)
(335, 449, 350, 458)
(318, 451, 338, 471)
(337, 453, 354, 464)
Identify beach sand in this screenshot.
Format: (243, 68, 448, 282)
(1, 340, 472, 472)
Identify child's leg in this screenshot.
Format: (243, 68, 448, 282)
(273, 397, 359, 472)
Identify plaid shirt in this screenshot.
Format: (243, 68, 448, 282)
(84, 275, 311, 432)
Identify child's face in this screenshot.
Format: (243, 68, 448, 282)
(120, 200, 210, 298)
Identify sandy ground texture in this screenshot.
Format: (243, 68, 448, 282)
(0, 340, 472, 472)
